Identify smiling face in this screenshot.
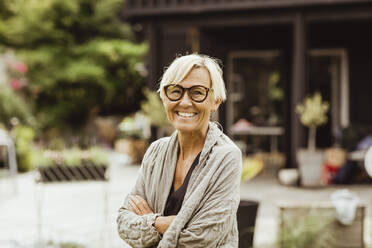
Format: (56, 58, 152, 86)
(162, 66, 221, 135)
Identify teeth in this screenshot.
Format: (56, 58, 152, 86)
(177, 112, 196, 117)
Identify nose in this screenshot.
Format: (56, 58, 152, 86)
(178, 91, 193, 106)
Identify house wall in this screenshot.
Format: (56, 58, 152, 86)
(142, 7, 372, 166)
(310, 20, 372, 148)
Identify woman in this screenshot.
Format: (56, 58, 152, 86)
(117, 54, 242, 247)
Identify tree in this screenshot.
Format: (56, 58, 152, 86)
(0, 0, 148, 130)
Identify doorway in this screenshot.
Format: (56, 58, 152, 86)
(309, 49, 349, 147)
(227, 50, 287, 153)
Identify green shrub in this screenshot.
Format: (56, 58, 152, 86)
(32, 146, 109, 168)
(86, 146, 109, 165)
(278, 209, 335, 248)
(13, 125, 35, 172)
(0, 85, 35, 128)
(141, 88, 169, 128)
(0, 0, 147, 131)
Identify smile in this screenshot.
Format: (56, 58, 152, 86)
(176, 111, 197, 118)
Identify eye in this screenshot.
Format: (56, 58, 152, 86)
(191, 86, 207, 96)
(170, 88, 182, 94)
(166, 85, 183, 97)
(193, 90, 204, 95)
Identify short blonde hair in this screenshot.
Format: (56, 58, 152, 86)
(158, 54, 227, 102)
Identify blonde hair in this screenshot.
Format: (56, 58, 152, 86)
(158, 54, 227, 102)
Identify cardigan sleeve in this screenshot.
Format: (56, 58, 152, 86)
(177, 148, 242, 248)
(117, 141, 162, 248)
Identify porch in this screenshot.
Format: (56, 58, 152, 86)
(122, 0, 372, 168)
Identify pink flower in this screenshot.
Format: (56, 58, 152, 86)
(14, 62, 28, 74)
(11, 78, 22, 90)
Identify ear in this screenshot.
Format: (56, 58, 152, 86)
(212, 98, 222, 112)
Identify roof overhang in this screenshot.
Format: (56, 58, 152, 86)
(121, 0, 372, 21)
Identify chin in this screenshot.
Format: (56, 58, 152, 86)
(174, 123, 198, 133)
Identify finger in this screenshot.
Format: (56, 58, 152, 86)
(134, 195, 147, 206)
(134, 195, 147, 210)
(128, 199, 134, 212)
(128, 199, 142, 215)
(131, 196, 143, 210)
(135, 195, 153, 213)
(128, 199, 136, 212)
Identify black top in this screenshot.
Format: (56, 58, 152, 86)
(164, 152, 201, 216)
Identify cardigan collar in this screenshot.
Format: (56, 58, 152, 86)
(168, 121, 223, 164)
(157, 122, 223, 213)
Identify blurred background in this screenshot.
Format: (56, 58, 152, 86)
(1, 0, 372, 247)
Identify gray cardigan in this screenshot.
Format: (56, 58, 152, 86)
(117, 122, 242, 247)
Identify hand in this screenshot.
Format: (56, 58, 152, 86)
(154, 215, 176, 235)
(128, 195, 154, 216)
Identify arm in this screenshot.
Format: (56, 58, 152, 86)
(128, 195, 176, 235)
(116, 144, 162, 248)
(177, 150, 242, 247)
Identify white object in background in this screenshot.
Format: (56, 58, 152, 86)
(0, 129, 18, 194)
(331, 189, 359, 225)
(278, 168, 299, 186)
(365, 146, 372, 178)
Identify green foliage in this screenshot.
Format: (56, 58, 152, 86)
(13, 125, 36, 172)
(0, 85, 35, 127)
(141, 88, 169, 127)
(62, 147, 82, 166)
(296, 92, 329, 128)
(278, 209, 335, 248)
(31, 146, 54, 168)
(86, 146, 109, 165)
(32, 146, 109, 167)
(0, 0, 148, 130)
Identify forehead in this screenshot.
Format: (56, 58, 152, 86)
(179, 67, 211, 88)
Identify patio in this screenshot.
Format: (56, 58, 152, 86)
(0, 152, 371, 248)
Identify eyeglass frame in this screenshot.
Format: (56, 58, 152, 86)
(163, 84, 212, 103)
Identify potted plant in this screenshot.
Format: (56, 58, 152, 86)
(296, 92, 329, 187)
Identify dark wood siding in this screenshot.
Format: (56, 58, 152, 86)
(123, 0, 372, 19)
(310, 20, 372, 126)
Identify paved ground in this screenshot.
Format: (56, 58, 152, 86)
(242, 172, 372, 248)
(0, 152, 371, 248)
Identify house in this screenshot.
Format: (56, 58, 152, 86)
(121, 0, 372, 167)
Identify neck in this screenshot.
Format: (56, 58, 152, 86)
(177, 124, 209, 161)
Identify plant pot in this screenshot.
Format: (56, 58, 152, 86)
(237, 200, 259, 248)
(37, 164, 108, 183)
(297, 149, 324, 187)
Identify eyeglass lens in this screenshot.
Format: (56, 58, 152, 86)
(165, 84, 209, 102)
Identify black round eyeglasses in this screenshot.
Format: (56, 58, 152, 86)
(164, 84, 211, 103)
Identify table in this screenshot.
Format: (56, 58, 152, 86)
(230, 126, 284, 153)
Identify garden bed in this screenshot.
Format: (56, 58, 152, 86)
(37, 164, 107, 183)
(33, 146, 109, 183)
(278, 202, 365, 248)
